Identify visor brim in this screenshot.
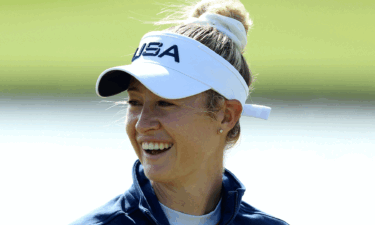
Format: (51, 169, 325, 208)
(96, 63, 211, 99)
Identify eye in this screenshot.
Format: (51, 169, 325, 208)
(127, 100, 173, 107)
(158, 101, 174, 107)
(128, 100, 141, 106)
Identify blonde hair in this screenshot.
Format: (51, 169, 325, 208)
(156, 0, 252, 33)
(156, 0, 254, 150)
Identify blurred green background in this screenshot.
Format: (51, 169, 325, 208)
(1, 0, 374, 100)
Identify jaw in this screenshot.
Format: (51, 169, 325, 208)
(141, 145, 178, 181)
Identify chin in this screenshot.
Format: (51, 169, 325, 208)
(142, 161, 174, 183)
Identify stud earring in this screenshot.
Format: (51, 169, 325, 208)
(218, 128, 223, 134)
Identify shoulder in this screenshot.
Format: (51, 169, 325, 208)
(233, 201, 289, 225)
(69, 192, 142, 225)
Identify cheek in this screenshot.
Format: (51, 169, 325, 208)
(125, 112, 143, 159)
(166, 115, 213, 146)
(125, 112, 137, 141)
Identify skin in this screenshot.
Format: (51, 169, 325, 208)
(125, 78, 242, 216)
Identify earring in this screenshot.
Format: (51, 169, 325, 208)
(218, 128, 223, 134)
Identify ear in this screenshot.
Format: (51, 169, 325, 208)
(221, 99, 242, 131)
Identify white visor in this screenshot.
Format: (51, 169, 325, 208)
(96, 31, 271, 120)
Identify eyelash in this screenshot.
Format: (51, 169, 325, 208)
(128, 100, 174, 107)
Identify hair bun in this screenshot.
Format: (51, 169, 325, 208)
(189, 0, 252, 34)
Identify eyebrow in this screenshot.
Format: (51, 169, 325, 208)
(127, 86, 140, 92)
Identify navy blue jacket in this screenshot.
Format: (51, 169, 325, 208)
(70, 160, 288, 225)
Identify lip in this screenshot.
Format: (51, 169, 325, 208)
(143, 145, 173, 160)
(137, 138, 174, 145)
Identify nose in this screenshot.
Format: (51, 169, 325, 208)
(135, 104, 161, 134)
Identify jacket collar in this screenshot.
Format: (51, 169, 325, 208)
(126, 160, 246, 225)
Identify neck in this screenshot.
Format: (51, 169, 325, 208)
(151, 166, 223, 216)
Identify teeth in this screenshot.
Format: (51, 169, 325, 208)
(142, 142, 173, 151)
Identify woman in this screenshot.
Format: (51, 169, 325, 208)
(71, 0, 288, 224)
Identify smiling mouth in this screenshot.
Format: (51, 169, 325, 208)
(144, 145, 173, 155)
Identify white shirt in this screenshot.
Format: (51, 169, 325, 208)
(159, 198, 222, 225)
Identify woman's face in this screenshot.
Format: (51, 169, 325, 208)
(125, 79, 225, 182)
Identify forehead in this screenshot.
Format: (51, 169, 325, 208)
(127, 77, 207, 104)
(127, 78, 146, 93)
